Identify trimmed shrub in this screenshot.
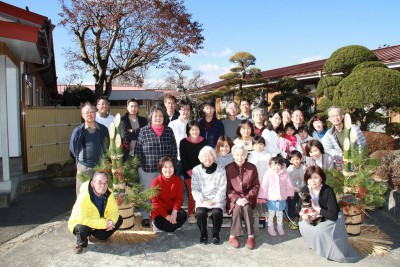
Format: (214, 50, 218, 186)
(363, 131, 398, 155)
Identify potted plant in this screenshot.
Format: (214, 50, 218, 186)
(325, 114, 387, 236)
(80, 114, 158, 230)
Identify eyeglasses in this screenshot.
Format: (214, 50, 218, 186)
(329, 114, 341, 118)
(95, 181, 109, 186)
(83, 111, 96, 115)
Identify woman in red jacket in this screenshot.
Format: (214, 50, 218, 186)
(150, 156, 187, 232)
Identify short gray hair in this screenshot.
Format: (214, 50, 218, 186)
(198, 146, 217, 162)
(231, 143, 248, 158)
(226, 100, 238, 109)
(327, 106, 343, 116)
(252, 108, 265, 118)
(92, 172, 109, 183)
(81, 102, 95, 113)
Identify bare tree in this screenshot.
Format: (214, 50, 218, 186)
(58, 0, 204, 98)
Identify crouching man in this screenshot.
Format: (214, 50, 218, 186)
(68, 172, 123, 254)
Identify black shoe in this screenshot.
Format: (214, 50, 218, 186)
(212, 236, 220, 245)
(141, 219, 151, 228)
(200, 235, 208, 244)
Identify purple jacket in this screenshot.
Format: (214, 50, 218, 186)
(225, 162, 260, 214)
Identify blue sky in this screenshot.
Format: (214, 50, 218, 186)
(5, 0, 400, 87)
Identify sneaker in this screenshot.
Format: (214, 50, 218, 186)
(228, 236, 240, 248)
(289, 221, 299, 230)
(88, 236, 108, 243)
(152, 222, 162, 233)
(141, 219, 151, 228)
(277, 224, 285, 235)
(188, 215, 197, 224)
(268, 226, 277, 237)
(74, 245, 83, 254)
(246, 237, 255, 250)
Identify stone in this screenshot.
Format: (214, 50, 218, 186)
(47, 163, 62, 178)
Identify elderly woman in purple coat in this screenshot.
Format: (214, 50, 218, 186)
(225, 143, 260, 250)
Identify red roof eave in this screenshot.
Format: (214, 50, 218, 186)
(0, 21, 39, 43)
(0, 1, 47, 26)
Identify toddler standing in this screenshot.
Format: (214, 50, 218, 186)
(286, 150, 305, 229)
(258, 156, 294, 236)
(248, 135, 272, 216)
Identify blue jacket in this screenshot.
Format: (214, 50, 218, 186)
(69, 123, 109, 165)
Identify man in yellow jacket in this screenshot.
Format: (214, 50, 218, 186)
(68, 172, 122, 254)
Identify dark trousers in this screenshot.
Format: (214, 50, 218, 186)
(196, 207, 223, 236)
(287, 192, 300, 218)
(73, 215, 123, 247)
(230, 204, 254, 236)
(153, 209, 187, 232)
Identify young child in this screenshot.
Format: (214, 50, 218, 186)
(215, 135, 234, 168)
(258, 156, 294, 236)
(277, 122, 302, 155)
(248, 135, 272, 216)
(304, 139, 334, 170)
(297, 125, 314, 157)
(286, 150, 305, 229)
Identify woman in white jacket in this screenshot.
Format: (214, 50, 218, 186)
(262, 109, 286, 157)
(191, 146, 227, 245)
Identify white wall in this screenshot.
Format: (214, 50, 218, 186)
(0, 56, 21, 157)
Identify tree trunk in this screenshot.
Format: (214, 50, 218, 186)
(104, 81, 112, 98)
(95, 81, 104, 99)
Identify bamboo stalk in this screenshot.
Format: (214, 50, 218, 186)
(343, 113, 352, 175)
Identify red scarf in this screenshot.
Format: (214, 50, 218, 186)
(151, 124, 164, 138)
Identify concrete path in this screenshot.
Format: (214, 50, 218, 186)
(0, 211, 399, 267)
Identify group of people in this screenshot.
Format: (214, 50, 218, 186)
(68, 95, 365, 262)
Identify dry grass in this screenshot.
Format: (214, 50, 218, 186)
(108, 214, 157, 245)
(349, 224, 392, 256)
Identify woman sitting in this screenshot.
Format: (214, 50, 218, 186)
(191, 146, 227, 245)
(299, 166, 360, 263)
(150, 157, 187, 233)
(225, 143, 260, 250)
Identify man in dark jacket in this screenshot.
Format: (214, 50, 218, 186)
(70, 102, 109, 197)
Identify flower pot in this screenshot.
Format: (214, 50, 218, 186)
(118, 203, 134, 230)
(342, 204, 363, 236)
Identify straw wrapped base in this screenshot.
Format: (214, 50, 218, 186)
(110, 230, 157, 244)
(107, 214, 157, 244)
(349, 224, 392, 256)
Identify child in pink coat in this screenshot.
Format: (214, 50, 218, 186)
(258, 156, 294, 236)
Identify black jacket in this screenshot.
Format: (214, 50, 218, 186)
(120, 113, 148, 160)
(301, 184, 339, 221)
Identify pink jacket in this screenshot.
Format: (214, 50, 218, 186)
(258, 169, 294, 201)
